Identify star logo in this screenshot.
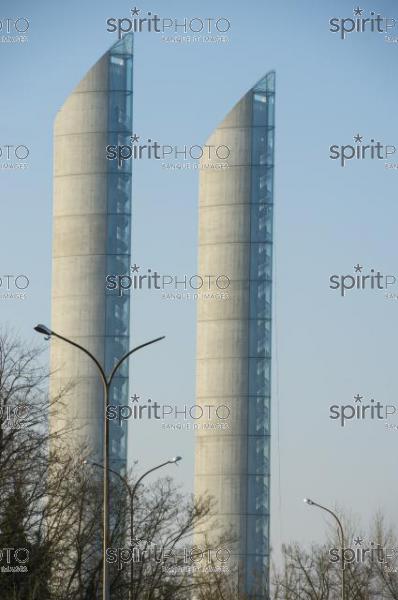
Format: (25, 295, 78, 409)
(354, 394, 363, 403)
(354, 264, 363, 273)
(353, 6, 363, 16)
(130, 264, 140, 273)
(354, 134, 363, 143)
(131, 7, 140, 16)
(130, 134, 140, 143)
(354, 536, 364, 546)
(130, 394, 140, 402)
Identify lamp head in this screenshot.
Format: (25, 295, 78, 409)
(34, 324, 52, 340)
(171, 456, 182, 465)
(304, 498, 314, 506)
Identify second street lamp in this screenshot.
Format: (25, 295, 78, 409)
(85, 456, 182, 600)
(304, 498, 346, 600)
(129, 456, 182, 600)
(34, 323, 165, 600)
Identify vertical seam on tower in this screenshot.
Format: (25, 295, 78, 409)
(245, 88, 254, 593)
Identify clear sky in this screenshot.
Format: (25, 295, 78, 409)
(1, 0, 398, 562)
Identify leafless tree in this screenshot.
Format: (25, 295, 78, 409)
(0, 333, 236, 600)
(272, 512, 398, 599)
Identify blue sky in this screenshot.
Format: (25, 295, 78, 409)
(1, 0, 398, 560)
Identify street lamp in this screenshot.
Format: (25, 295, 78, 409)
(303, 498, 346, 600)
(34, 324, 52, 339)
(85, 457, 182, 600)
(34, 323, 165, 600)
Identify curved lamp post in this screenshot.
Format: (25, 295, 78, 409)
(34, 323, 165, 600)
(304, 498, 346, 600)
(85, 456, 182, 600)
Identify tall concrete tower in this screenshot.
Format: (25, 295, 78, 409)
(50, 35, 133, 472)
(195, 72, 275, 598)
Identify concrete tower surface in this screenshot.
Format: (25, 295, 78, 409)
(195, 72, 275, 598)
(50, 34, 134, 472)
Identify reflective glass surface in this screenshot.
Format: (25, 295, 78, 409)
(105, 34, 133, 472)
(248, 397, 270, 437)
(246, 71, 275, 598)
